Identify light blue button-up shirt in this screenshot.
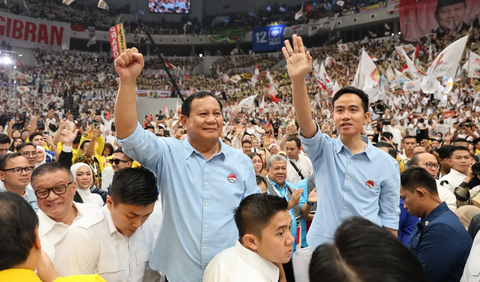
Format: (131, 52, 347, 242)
(300, 122, 400, 250)
(117, 123, 260, 282)
(0, 185, 38, 212)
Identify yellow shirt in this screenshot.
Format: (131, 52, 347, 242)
(0, 269, 105, 282)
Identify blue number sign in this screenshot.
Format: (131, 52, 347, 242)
(252, 24, 286, 52)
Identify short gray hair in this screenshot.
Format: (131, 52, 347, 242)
(266, 154, 287, 169)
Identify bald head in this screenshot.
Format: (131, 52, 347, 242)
(411, 152, 439, 178)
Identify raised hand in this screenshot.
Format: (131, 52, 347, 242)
(92, 125, 101, 138)
(282, 35, 312, 82)
(289, 188, 304, 207)
(114, 48, 145, 84)
(61, 122, 79, 146)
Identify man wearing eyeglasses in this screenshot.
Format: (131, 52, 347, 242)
(111, 148, 133, 173)
(410, 152, 457, 211)
(16, 142, 37, 168)
(0, 153, 38, 212)
(0, 134, 12, 157)
(32, 162, 99, 260)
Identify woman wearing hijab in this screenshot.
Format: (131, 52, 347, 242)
(70, 163, 104, 207)
(35, 146, 47, 168)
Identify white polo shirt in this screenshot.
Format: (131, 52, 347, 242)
(38, 202, 99, 260)
(53, 206, 159, 282)
(203, 240, 279, 282)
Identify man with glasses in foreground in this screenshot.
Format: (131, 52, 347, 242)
(0, 153, 37, 211)
(31, 162, 99, 260)
(410, 152, 457, 211)
(16, 142, 38, 168)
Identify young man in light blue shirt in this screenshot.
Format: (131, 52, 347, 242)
(114, 48, 260, 282)
(282, 35, 400, 250)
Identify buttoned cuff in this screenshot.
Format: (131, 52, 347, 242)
(116, 122, 144, 150)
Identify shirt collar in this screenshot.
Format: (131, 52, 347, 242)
(447, 169, 466, 178)
(334, 135, 374, 161)
(38, 202, 82, 235)
(234, 241, 279, 282)
(183, 137, 226, 161)
(103, 206, 120, 235)
(417, 202, 449, 230)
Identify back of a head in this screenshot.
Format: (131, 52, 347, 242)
(0, 192, 39, 271)
(309, 217, 427, 282)
(234, 193, 288, 242)
(0, 133, 11, 145)
(436, 145, 454, 159)
(401, 167, 438, 195)
(110, 167, 158, 206)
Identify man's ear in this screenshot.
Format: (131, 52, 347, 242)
(0, 171, 5, 182)
(242, 234, 260, 251)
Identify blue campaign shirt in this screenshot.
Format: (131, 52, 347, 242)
(175, 1, 186, 10)
(398, 199, 419, 246)
(0, 185, 38, 212)
(300, 122, 400, 250)
(296, 178, 311, 248)
(408, 202, 472, 282)
(265, 178, 305, 252)
(117, 123, 260, 282)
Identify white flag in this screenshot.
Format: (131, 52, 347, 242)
(337, 0, 344, 7)
(98, 0, 109, 10)
(230, 75, 241, 84)
(238, 95, 257, 114)
(222, 73, 230, 83)
(87, 37, 96, 47)
(174, 99, 182, 119)
(251, 65, 259, 87)
(16, 86, 30, 94)
(337, 43, 349, 52)
(333, 80, 340, 95)
(426, 35, 468, 79)
(400, 49, 424, 79)
(259, 96, 265, 115)
(353, 50, 380, 94)
(468, 51, 480, 78)
(97, 72, 106, 83)
(385, 23, 391, 30)
(295, 3, 304, 20)
(63, 0, 74, 5)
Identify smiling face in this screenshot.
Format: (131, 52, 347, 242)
(251, 155, 263, 174)
(181, 96, 223, 144)
(332, 94, 370, 138)
(33, 170, 76, 222)
(75, 166, 92, 189)
(267, 160, 287, 185)
(436, 3, 466, 31)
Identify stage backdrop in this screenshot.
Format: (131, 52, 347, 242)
(399, 0, 480, 42)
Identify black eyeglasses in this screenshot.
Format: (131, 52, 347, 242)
(22, 151, 37, 157)
(424, 162, 440, 170)
(2, 167, 34, 174)
(34, 181, 73, 199)
(111, 159, 130, 165)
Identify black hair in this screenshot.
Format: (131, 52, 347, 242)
(16, 142, 35, 154)
(449, 146, 470, 158)
(435, 0, 465, 15)
(436, 145, 454, 159)
(242, 140, 252, 147)
(404, 136, 417, 142)
(73, 134, 82, 145)
(102, 143, 114, 156)
(401, 167, 438, 196)
(0, 192, 39, 271)
(286, 135, 301, 148)
(181, 91, 223, 117)
(309, 217, 427, 282)
(79, 140, 90, 151)
(113, 148, 133, 162)
(332, 86, 369, 113)
(145, 125, 155, 130)
(234, 193, 288, 243)
(9, 138, 22, 152)
(472, 154, 480, 163)
(110, 168, 158, 206)
(0, 133, 11, 145)
(31, 162, 74, 187)
(453, 138, 469, 146)
(248, 152, 264, 172)
(29, 132, 44, 142)
(375, 142, 396, 159)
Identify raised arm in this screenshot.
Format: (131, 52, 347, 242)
(282, 35, 316, 138)
(114, 48, 145, 139)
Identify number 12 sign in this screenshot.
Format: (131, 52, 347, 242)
(252, 24, 286, 52)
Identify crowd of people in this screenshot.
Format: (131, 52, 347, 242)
(1, 0, 480, 280)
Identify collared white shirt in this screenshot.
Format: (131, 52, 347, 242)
(54, 206, 158, 282)
(435, 180, 457, 212)
(286, 154, 313, 185)
(440, 169, 480, 196)
(38, 202, 99, 261)
(203, 240, 279, 282)
(461, 231, 480, 282)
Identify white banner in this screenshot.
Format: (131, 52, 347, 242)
(137, 89, 191, 99)
(468, 51, 480, 78)
(0, 12, 71, 50)
(307, 13, 339, 36)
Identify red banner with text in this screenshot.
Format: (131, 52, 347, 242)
(109, 23, 127, 60)
(0, 12, 70, 50)
(400, 0, 480, 42)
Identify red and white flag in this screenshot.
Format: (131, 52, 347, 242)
(259, 96, 265, 115)
(468, 51, 480, 78)
(337, 43, 349, 52)
(230, 75, 241, 84)
(295, 3, 304, 20)
(222, 73, 230, 83)
(163, 105, 170, 118)
(97, 0, 109, 10)
(165, 61, 176, 70)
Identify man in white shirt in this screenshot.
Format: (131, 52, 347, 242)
(441, 147, 478, 194)
(383, 119, 402, 150)
(410, 152, 457, 211)
(31, 162, 99, 260)
(203, 193, 294, 282)
(54, 168, 161, 282)
(285, 136, 313, 185)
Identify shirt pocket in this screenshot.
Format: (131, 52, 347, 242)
(136, 251, 150, 266)
(98, 256, 123, 278)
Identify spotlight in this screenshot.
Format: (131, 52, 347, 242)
(1, 57, 12, 65)
(199, 54, 203, 57)
(398, 31, 402, 35)
(13, 66, 17, 69)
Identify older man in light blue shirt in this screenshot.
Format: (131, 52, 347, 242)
(114, 48, 260, 282)
(281, 35, 400, 251)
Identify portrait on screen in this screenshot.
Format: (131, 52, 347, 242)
(149, 0, 190, 13)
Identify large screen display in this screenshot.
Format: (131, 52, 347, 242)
(149, 0, 190, 13)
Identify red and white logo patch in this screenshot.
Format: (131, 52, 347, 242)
(365, 180, 374, 189)
(228, 173, 237, 183)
